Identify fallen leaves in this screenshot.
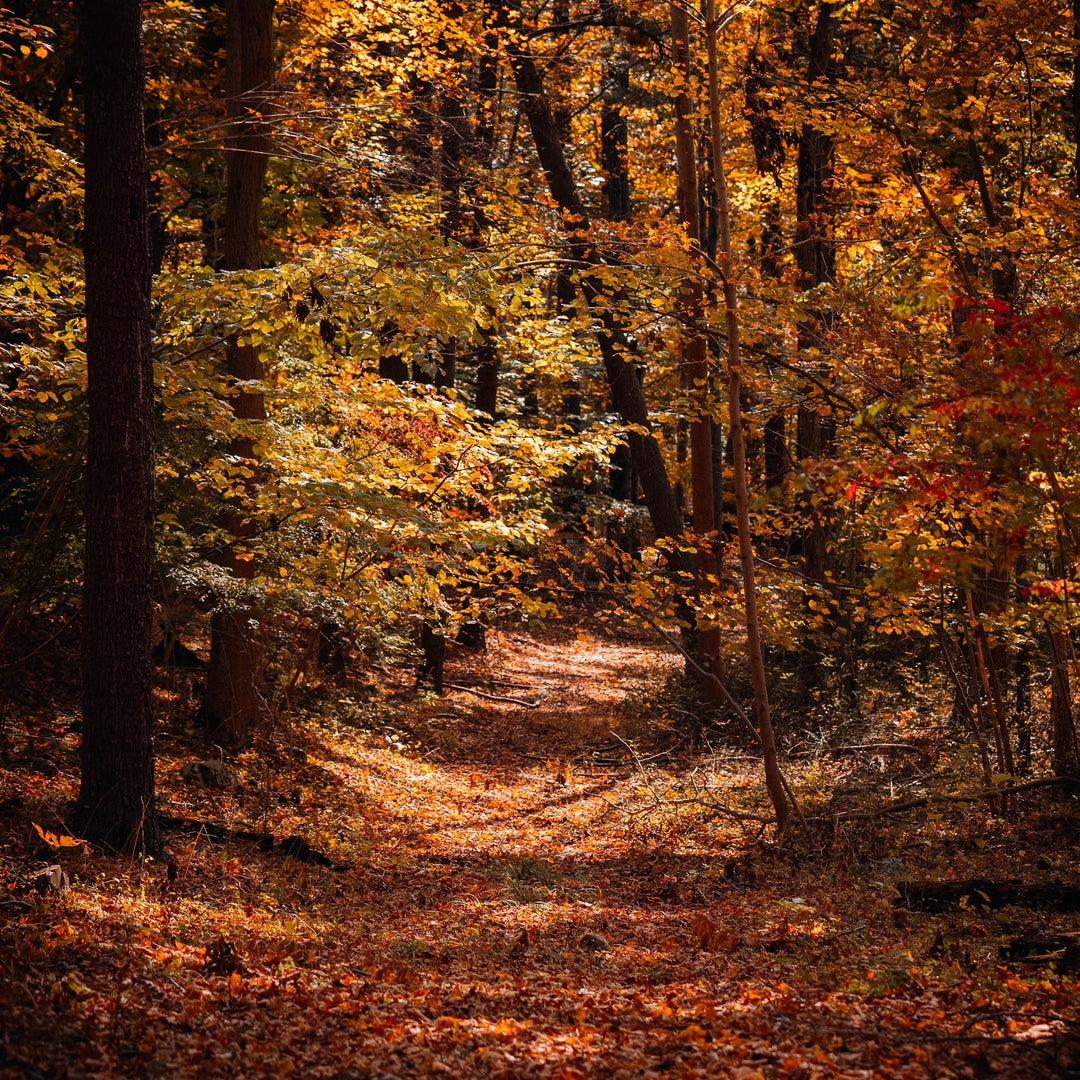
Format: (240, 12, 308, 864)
(2, 626, 1078, 1078)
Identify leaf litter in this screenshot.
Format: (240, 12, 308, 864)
(1, 621, 1079, 1079)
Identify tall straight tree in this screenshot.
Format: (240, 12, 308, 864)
(670, 1, 721, 705)
(202, 0, 275, 743)
(794, 1, 838, 587)
(71, 0, 162, 856)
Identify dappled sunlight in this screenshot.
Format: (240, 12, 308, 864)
(5, 625, 1078, 1078)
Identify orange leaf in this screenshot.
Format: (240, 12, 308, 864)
(33, 822, 83, 849)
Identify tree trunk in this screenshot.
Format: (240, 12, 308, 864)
(601, 58, 631, 222)
(1050, 631, 1080, 777)
(794, 2, 838, 588)
(707, 0, 791, 832)
(760, 198, 790, 496)
(473, 3, 502, 416)
(503, 22, 686, 553)
(1073, 0, 1080, 194)
(202, 0, 274, 745)
(670, 2, 721, 704)
(72, 0, 162, 857)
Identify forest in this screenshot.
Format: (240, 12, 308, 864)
(2, 0, 1080, 1075)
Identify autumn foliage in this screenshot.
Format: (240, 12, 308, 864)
(3, 0, 1080, 1075)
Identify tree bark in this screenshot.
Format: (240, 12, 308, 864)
(1050, 630, 1080, 777)
(503, 21, 685, 550)
(202, 0, 274, 745)
(670, 2, 721, 704)
(1073, 0, 1080, 194)
(707, 0, 791, 832)
(601, 58, 631, 222)
(794, 2, 838, 587)
(473, 4, 502, 415)
(72, 0, 162, 857)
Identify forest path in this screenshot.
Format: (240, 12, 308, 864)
(3, 623, 1076, 1079)
(391, 621, 684, 860)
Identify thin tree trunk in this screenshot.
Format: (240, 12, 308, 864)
(707, 0, 790, 832)
(670, 2, 721, 705)
(1051, 631, 1080, 777)
(72, 0, 161, 857)
(1073, 0, 1080, 194)
(202, 0, 274, 745)
(473, 5, 502, 416)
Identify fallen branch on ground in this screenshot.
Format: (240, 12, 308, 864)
(685, 774, 1080, 828)
(159, 815, 345, 869)
(445, 683, 542, 708)
(819, 775, 1080, 822)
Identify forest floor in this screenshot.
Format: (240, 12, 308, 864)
(2, 618, 1080, 1079)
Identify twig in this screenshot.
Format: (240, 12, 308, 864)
(451, 676, 536, 690)
(610, 731, 662, 807)
(640, 615, 761, 746)
(642, 614, 807, 831)
(829, 743, 929, 753)
(445, 683, 542, 708)
(811, 776, 1080, 823)
(692, 769, 776, 823)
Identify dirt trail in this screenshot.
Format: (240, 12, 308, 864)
(2, 623, 1077, 1079)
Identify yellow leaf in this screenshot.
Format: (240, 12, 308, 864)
(33, 822, 83, 849)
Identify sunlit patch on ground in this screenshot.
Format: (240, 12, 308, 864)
(2, 622, 1078, 1078)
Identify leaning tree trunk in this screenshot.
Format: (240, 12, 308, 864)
(71, 0, 162, 857)
(707, 0, 791, 832)
(202, 0, 275, 745)
(503, 24, 686, 553)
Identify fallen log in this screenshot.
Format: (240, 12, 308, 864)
(896, 879, 1080, 912)
(159, 815, 344, 870)
(1001, 932, 1080, 960)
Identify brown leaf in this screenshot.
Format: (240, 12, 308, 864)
(690, 914, 716, 948)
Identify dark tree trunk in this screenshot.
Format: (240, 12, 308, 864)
(202, 0, 274, 745)
(476, 337, 500, 416)
(418, 623, 446, 694)
(794, 2, 837, 588)
(432, 6, 468, 391)
(671, 0, 720, 703)
(503, 23, 685, 552)
(764, 413, 788, 492)
(601, 58, 630, 222)
(72, 0, 162, 857)
(472, 5, 502, 416)
(1073, 0, 1080, 194)
(379, 322, 411, 383)
(1050, 632, 1080, 777)
(760, 197, 790, 496)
